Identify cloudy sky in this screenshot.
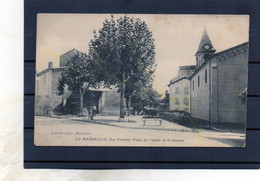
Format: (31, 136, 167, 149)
(36, 14, 249, 95)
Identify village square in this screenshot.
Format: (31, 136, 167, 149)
(34, 14, 248, 147)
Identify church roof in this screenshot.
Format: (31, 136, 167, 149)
(212, 42, 248, 58)
(196, 29, 215, 54)
(168, 75, 189, 87)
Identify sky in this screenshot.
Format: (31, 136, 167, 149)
(36, 14, 249, 95)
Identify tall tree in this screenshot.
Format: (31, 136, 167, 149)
(57, 52, 102, 116)
(89, 15, 156, 119)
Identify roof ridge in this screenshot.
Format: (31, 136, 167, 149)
(212, 42, 248, 58)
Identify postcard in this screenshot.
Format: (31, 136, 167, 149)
(34, 14, 249, 147)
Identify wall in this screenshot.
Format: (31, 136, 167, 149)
(35, 70, 52, 115)
(101, 91, 120, 115)
(210, 59, 218, 123)
(36, 70, 52, 96)
(214, 44, 248, 124)
(35, 69, 63, 115)
(50, 69, 63, 114)
(60, 49, 78, 67)
(178, 65, 196, 77)
(169, 78, 190, 113)
(190, 62, 210, 121)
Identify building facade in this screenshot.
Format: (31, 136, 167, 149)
(169, 30, 248, 126)
(35, 49, 120, 116)
(169, 77, 190, 112)
(168, 65, 196, 113)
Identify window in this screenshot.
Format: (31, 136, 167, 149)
(183, 97, 189, 105)
(205, 69, 207, 83)
(184, 87, 189, 94)
(198, 75, 200, 87)
(175, 87, 179, 94)
(175, 98, 179, 105)
(193, 80, 194, 90)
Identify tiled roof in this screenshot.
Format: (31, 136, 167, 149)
(168, 75, 189, 86)
(37, 67, 64, 77)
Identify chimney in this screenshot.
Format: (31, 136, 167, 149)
(48, 62, 53, 69)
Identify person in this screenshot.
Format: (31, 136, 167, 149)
(159, 119, 162, 126)
(82, 108, 88, 119)
(89, 106, 97, 120)
(93, 106, 97, 115)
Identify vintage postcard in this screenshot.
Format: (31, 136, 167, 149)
(34, 14, 249, 147)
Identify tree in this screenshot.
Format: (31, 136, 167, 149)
(89, 15, 156, 119)
(124, 70, 154, 116)
(130, 86, 162, 114)
(57, 52, 102, 116)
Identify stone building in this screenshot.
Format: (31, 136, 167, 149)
(35, 49, 120, 116)
(35, 62, 65, 116)
(168, 65, 196, 113)
(169, 30, 248, 126)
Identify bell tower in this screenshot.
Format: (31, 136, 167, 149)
(195, 29, 216, 67)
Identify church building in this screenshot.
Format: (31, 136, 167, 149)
(168, 30, 248, 127)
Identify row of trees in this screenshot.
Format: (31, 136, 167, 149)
(57, 15, 161, 119)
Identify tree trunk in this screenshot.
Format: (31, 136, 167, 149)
(90, 91, 94, 120)
(82, 83, 90, 119)
(61, 97, 64, 114)
(127, 95, 131, 116)
(79, 88, 83, 116)
(120, 72, 126, 119)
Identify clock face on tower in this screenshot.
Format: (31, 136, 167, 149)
(204, 44, 210, 50)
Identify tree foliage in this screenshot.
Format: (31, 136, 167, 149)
(89, 15, 156, 118)
(57, 52, 101, 115)
(131, 86, 162, 114)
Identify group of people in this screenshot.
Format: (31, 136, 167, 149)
(82, 106, 97, 120)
